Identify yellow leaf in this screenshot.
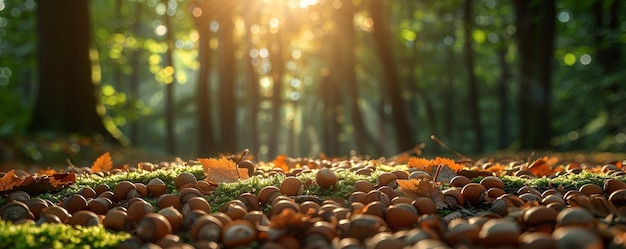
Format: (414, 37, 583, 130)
(199, 158, 249, 184)
(91, 152, 113, 173)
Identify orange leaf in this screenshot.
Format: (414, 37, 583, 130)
(528, 158, 554, 177)
(0, 170, 24, 192)
(199, 158, 249, 184)
(397, 178, 446, 209)
(49, 172, 77, 188)
(273, 154, 290, 173)
(91, 152, 113, 173)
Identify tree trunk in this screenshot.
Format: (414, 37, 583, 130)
(497, 46, 511, 149)
(162, 0, 176, 154)
(217, 12, 238, 154)
(463, 0, 484, 152)
(243, 3, 260, 156)
(370, 0, 414, 151)
(336, 1, 375, 155)
(30, 0, 116, 141)
(193, 18, 215, 157)
(128, 2, 143, 146)
(514, 0, 555, 149)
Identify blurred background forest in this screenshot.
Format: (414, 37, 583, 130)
(0, 0, 625, 168)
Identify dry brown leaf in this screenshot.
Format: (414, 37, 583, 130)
(397, 178, 446, 209)
(199, 157, 249, 184)
(0, 169, 24, 192)
(528, 158, 554, 177)
(91, 152, 113, 173)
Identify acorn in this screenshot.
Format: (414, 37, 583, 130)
(316, 168, 338, 189)
(8, 191, 31, 203)
(134, 183, 148, 197)
(279, 177, 304, 196)
(412, 197, 437, 215)
(79, 187, 98, 199)
(182, 196, 212, 215)
(478, 218, 521, 247)
(348, 214, 389, 241)
(222, 220, 257, 248)
(88, 197, 113, 215)
(113, 181, 136, 202)
(237, 193, 260, 211)
(26, 197, 49, 220)
(68, 210, 100, 227)
(238, 160, 256, 178)
(449, 175, 471, 188)
(62, 194, 88, 214)
(94, 184, 110, 195)
(377, 172, 398, 188)
(461, 183, 486, 206)
(147, 178, 167, 197)
(158, 206, 183, 233)
(179, 187, 203, 203)
(0, 201, 34, 222)
(175, 172, 198, 190)
(479, 176, 504, 189)
(157, 193, 182, 210)
(353, 180, 375, 193)
(258, 186, 282, 206)
(136, 213, 173, 242)
(41, 206, 71, 224)
(127, 199, 154, 223)
(578, 183, 603, 196)
(191, 215, 223, 242)
(103, 209, 131, 231)
(522, 206, 558, 233)
(445, 219, 480, 246)
(386, 203, 418, 230)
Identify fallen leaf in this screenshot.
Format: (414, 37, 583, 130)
(408, 157, 464, 173)
(397, 178, 446, 209)
(199, 157, 249, 184)
(528, 157, 554, 177)
(91, 152, 113, 173)
(0, 170, 24, 192)
(273, 155, 290, 173)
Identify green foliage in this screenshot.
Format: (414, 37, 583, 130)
(0, 220, 129, 249)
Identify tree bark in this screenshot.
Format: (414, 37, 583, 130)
(463, 0, 484, 152)
(30, 0, 116, 141)
(162, 0, 176, 154)
(514, 0, 556, 149)
(370, 0, 414, 151)
(217, 8, 238, 154)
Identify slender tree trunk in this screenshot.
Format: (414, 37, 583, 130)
(194, 22, 215, 156)
(217, 12, 238, 153)
(30, 0, 116, 142)
(370, 0, 413, 151)
(514, 0, 555, 149)
(128, 2, 143, 146)
(497, 46, 511, 149)
(162, 0, 176, 154)
(243, 3, 260, 156)
(267, 28, 284, 158)
(592, 0, 622, 136)
(463, 0, 484, 152)
(337, 1, 375, 155)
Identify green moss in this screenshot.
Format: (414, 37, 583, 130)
(0, 220, 129, 249)
(38, 165, 204, 203)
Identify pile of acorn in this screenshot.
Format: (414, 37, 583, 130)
(2, 159, 626, 249)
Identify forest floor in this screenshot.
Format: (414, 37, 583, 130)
(2, 134, 626, 248)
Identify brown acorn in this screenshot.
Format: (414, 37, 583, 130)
(136, 213, 173, 242)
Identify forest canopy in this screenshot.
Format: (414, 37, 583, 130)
(0, 0, 625, 163)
